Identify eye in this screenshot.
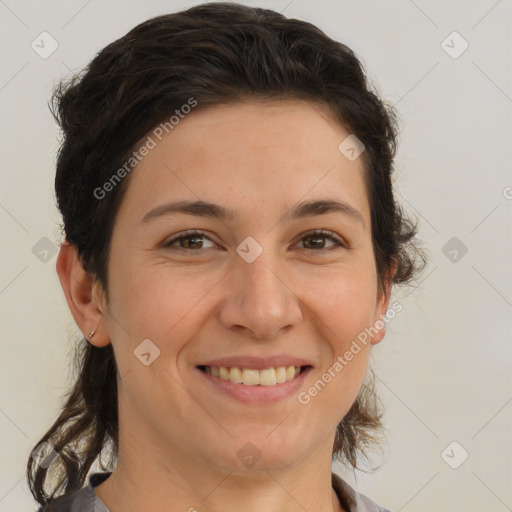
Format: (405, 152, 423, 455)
(295, 229, 346, 252)
(161, 229, 346, 254)
(162, 230, 216, 251)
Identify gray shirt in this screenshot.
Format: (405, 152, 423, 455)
(37, 472, 392, 512)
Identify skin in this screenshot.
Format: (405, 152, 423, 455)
(57, 99, 395, 512)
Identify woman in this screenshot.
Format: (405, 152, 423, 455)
(28, 3, 426, 511)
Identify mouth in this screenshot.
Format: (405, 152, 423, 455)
(196, 364, 311, 386)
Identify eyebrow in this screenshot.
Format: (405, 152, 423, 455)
(140, 199, 365, 227)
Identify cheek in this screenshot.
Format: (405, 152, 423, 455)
(297, 261, 377, 408)
(107, 258, 221, 356)
(309, 350, 370, 433)
(106, 262, 219, 423)
(301, 261, 379, 348)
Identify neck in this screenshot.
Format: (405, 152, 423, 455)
(94, 429, 344, 512)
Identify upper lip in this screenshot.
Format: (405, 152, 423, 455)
(197, 355, 314, 370)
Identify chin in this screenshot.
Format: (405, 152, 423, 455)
(214, 430, 306, 473)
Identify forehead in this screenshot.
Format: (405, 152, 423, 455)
(117, 99, 370, 227)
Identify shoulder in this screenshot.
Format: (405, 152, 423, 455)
(35, 487, 95, 512)
(35, 472, 111, 512)
(332, 472, 393, 512)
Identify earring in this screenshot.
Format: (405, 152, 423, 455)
(88, 329, 96, 338)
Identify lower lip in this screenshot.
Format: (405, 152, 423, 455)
(195, 366, 312, 404)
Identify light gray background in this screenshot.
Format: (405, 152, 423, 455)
(1, 1, 510, 511)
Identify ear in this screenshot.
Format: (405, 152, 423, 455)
(56, 241, 110, 347)
(369, 260, 398, 346)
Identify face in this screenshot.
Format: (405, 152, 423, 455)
(96, 100, 392, 472)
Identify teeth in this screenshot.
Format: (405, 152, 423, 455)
(229, 367, 243, 383)
(275, 366, 287, 383)
(204, 365, 303, 385)
(242, 368, 260, 386)
(259, 368, 276, 386)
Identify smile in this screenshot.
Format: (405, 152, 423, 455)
(198, 365, 308, 386)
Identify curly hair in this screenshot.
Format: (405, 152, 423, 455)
(27, 2, 426, 506)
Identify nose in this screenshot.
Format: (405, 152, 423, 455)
(218, 250, 303, 339)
